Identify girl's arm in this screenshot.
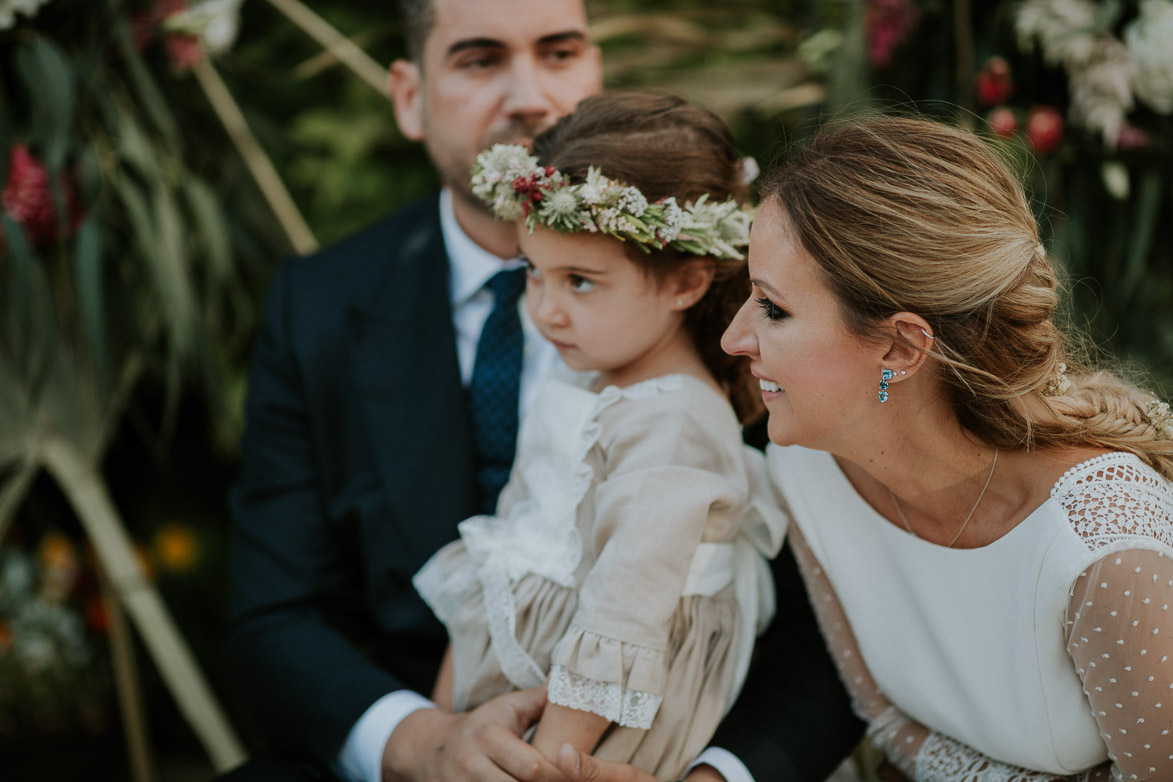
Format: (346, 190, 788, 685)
(531, 703, 610, 765)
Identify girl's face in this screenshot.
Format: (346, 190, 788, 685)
(721, 198, 882, 452)
(518, 224, 687, 383)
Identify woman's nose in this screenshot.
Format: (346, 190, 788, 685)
(721, 299, 756, 357)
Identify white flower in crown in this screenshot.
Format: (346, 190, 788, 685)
(616, 186, 649, 217)
(657, 197, 684, 244)
(538, 189, 584, 232)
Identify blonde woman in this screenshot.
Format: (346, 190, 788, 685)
(558, 116, 1172, 782)
(715, 116, 1173, 781)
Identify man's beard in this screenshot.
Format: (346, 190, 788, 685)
(443, 117, 553, 213)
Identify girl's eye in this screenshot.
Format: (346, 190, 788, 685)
(569, 274, 596, 292)
(523, 259, 541, 279)
(756, 296, 789, 321)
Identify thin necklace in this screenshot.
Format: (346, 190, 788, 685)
(890, 449, 999, 548)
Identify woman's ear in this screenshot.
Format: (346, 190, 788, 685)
(879, 313, 935, 378)
(670, 261, 717, 310)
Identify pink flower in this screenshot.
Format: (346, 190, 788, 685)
(1025, 105, 1064, 154)
(987, 107, 1018, 138)
(129, 0, 205, 70)
(1116, 124, 1150, 149)
(2, 144, 82, 247)
(866, 0, 921, 68)
(975, 56, 1014, 105)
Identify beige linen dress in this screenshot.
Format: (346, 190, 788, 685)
(414, 369, 786, 781)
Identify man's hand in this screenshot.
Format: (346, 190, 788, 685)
(557, 745, 725, 782)
(383, 686, 565, 782)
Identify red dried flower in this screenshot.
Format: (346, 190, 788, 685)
(866, 0, 921, 68)
(2, 144, 83, 247)
(1025, 106, 1064, 155)
(975, 56, 1014, 106)
(987, 107, 1018, 138)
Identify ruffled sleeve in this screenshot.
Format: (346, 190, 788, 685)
(547, 379, 747, 729)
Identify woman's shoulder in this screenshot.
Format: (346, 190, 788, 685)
(1047, 450, 1173, 552)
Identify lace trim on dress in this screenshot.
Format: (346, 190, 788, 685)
(547, 664, 663, 730)
(1049, 452, 1173, 550)
(917, 733, 1089, 782)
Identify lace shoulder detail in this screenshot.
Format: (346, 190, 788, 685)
(1049, 452, 1173, 551)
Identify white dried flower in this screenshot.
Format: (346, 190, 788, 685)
(1044, 362, 1072, 396)
(1144, 399, 1173, 439)
(168, 0, 245, 55)
(0, 0, 51, 29)
(1069, 38, 1136, 145)
(1016, 0, 1100, 67)
(1125, 0, 1173, 114)
(616, 186, 648, 217)
(658, 197, 684, 243)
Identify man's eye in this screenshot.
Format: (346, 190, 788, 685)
(756, 296, 788, 321)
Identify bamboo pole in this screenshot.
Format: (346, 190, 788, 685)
(192, 58, 319, 255)
(262, 0, 390, 96)
(99, 566, 157, 782)
(39, 435, 247, 773)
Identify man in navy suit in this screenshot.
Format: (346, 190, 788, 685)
(224, 1, 861, 780)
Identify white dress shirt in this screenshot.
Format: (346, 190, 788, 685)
(337, 190, 752, 782)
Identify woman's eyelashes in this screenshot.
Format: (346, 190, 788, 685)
(756, 296, 789, 321)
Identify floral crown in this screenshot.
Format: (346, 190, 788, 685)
(470, 144, 753, 261)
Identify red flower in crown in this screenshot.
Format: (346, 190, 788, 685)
(511, 167, 558, 217)
(2, 144, 84, 247)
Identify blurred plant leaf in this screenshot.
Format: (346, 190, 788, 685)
(112, 18, 182, 154)
(74, 212, 109, 392)
(15, 38, 75, 170)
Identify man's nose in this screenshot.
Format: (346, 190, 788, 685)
(502, 56, 552, 121)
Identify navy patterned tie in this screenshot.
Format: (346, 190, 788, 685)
(468, 267, 527, 513)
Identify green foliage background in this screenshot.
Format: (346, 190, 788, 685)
(0, 0, 1169, 777)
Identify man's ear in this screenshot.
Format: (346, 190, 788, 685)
(879, 313, 935, 378)
(670, 260, 717, 310)
(389, 59, 424, 141)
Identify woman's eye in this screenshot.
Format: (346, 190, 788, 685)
(523, 259, 541, 279)
(756, 296, 788, 321)
(569, 275, 596, 292)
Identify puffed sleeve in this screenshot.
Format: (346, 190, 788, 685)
(547, 385, 746, 729)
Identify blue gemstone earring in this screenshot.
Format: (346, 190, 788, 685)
(879, 369, 893, 403)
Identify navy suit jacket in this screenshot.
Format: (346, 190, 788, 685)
(226, 195, 861, 778)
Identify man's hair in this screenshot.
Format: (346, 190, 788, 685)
(397, 0, 434, 63)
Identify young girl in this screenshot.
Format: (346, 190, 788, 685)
(412, 92, 787, 781)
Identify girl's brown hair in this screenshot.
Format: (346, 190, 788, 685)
(532, 91, 760, 422)
(761, 114, 1173, 478)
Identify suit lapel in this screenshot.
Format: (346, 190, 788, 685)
(349, 199, 477, 564)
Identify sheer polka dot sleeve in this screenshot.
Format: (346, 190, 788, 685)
(1065, 548, 1173, 780)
